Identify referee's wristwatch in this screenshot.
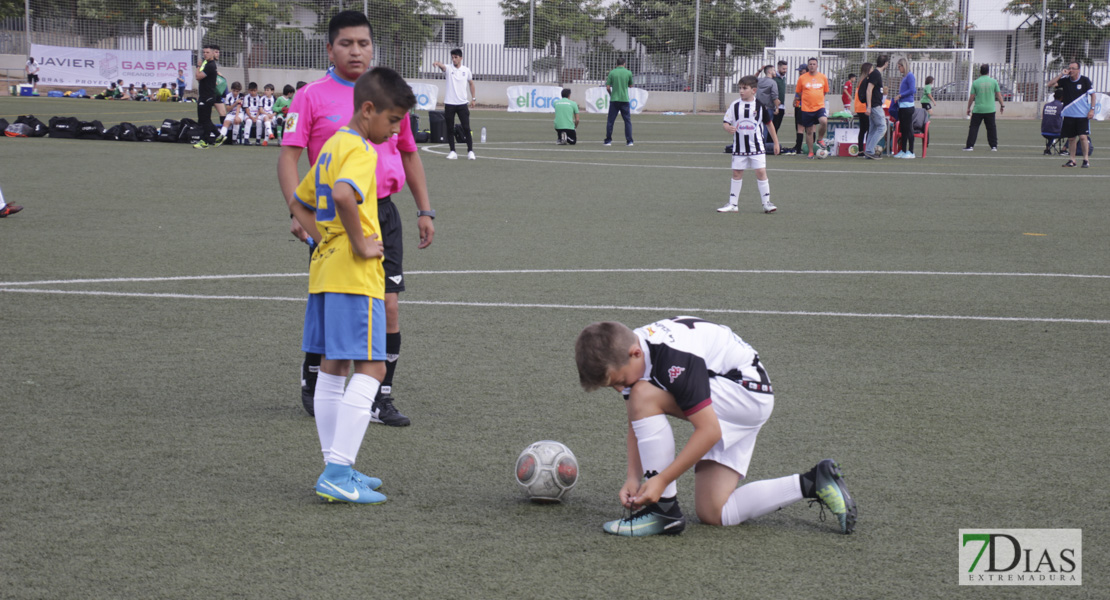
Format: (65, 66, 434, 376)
(417, 209, 436, 219)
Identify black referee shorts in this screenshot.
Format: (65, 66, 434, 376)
(1061, 117, 1090, 139)
(378, 196, 405, 294)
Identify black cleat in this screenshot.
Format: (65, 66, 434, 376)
(370, 395, 410, 427)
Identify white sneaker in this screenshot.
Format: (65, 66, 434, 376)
(626, 142, 634, 147)
(903, 152, 915, 159)
(446, 151, 458, 160)
(762, 201, 777, 213)
(603, 141, 612, 146)
(717, 203, 739, 213)
(467, 151, 476, 160)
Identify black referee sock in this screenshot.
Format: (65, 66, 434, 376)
(794, 133, 803, 152)
(379, 332, 401, 398)
(799, 465, 818, 499)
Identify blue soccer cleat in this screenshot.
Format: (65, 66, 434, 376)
(315, 464, 386, 504)
(316, 469, 381, 492)
(602, 501, 686, 537)
(811, 459, 857, 534)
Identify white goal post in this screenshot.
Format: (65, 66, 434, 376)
(764, 47, 976, 100)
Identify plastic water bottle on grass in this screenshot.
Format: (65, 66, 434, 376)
(480, 127, 486, 143)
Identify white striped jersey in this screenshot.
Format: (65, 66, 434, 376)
(724, 98, 772, 156)
(259, 94, 275, 114)
(632, 316, 769, 416)
(223, 91, 243, 113)
(243, 93, 264, 114)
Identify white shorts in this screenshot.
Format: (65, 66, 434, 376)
(731, 154, 767, 171)
(699, 377, 774, 477)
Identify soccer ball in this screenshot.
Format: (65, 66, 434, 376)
(515, 440, 578, 503)
(816, 147, 830, 159)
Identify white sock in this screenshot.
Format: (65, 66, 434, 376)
(757, 178, 771, 204)
(327, 373, 379, 466)
(220, 123, 229, 136)
(720, 474, 803, 526)
(265, 120, 273, 137)
(232, 122, 240, 139)
(729, 178, 742, 204)
(630, 415, 679, 499)
(0, 185, 6, 210)
(243, 121, 252, 139)
(313, 372, 346, 464)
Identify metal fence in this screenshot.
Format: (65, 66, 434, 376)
(8, 1, 1110, 108)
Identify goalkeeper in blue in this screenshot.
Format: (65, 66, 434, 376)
(290, 67, 416, 504)
(575, 317, 857, 536)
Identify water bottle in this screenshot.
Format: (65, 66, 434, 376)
(480, 127, 487, 143)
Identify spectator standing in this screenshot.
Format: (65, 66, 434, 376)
(177, 69, 187, 101)
(893, 58, 917, 158)
(756, 65, 780, 145)
(796, 57, 830, 158)
(25, 57, 40, 93)
(1047, 61, 1095, 168)
(773, 61, 789, 151)
(854, 63, 872, 158)
(963, 64, 1004, 152)
(433, 49, 477, 160)
(921, 76, 935, 114)
(193, 44, 224, 149)
(553, 88, 579, 145)
(864, 55, 889, 160)
(603, 57, 635, 147)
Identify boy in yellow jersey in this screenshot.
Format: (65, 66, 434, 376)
(290, 67, 416, 504)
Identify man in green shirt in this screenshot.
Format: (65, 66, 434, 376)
(553, 88, 580, 145)
(604, 57, 634, 146)
(963, 64, 1005, 151)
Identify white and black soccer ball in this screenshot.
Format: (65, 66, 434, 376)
(515, 440, 578, 503)
(816, 147, 830, 159)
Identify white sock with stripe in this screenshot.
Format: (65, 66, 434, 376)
(327, 373, 379, 466)
(729, 178, 742, 205)
(720, 474, 803, 526)
(313, 372, 346, 464)
(0, 185, 6, 210)
(630, 414, 679, 499)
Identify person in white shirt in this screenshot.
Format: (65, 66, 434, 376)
(433, 48, 476, 160)
(26, 57, 40, 92)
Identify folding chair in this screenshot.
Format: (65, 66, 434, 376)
(892, 107, 930, 157)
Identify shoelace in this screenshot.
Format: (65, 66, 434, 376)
(808, 499, 828, 523)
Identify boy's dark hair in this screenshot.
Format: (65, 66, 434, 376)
(980, 64, 990, 75)
(450, 48, 463, 58)
(575, 322, 637, 392)
(616, 57, 627, 66)
(160, 83, 167, 88)
(354, 66, 416, 112)
(875, 55, 889, 68)
(1053, 87, 1063, 101)
(230, 81, 242, 90)
(847, 73, 856, 80)
(561, 88, 571, 98)
(925, 75, 934, 84)
(247, 82, 258, 91)
(283, 84, 296, 95)
(264, 83, 274, 91)
(329, 10, 373, 45)
(296, 81, 307, 90)
(738, 74, 758, 88)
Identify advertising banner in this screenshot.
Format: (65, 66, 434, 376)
(409, 82, 439, 111)
(506, 85, 565, 112)
(583, 87, 649, 114)
(31, 44, 192, 90)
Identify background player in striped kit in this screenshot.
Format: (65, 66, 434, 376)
(718, 75, 779, 214)
(217, 81, 244, 145)
(258, 84, 277, 145)
(241, 82, 264, 145)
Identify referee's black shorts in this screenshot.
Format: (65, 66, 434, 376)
(378, 196, 405, 294)
(1061, 117, 1090, 139)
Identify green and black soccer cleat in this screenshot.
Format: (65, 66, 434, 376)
(812, 459, 857, 534)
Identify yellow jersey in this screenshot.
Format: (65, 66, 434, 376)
(294, 127, 383, 299)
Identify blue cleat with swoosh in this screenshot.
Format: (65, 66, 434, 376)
(315, 464, 386, 504)
(602, 500, 686, 537)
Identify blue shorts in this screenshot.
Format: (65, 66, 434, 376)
(302, 292, 386, 361)
(799, 108, 827, 128)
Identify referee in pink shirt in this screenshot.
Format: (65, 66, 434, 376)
(278, 10, 435, 427)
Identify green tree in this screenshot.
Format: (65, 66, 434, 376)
(609, 0, 811, 108)
(499, 0, 607, 82)
(1, 0, 25, 19)
(822, 0, 964, 49)
(296, 0, 456, 78)
(201, 0, 291, 82)
(1004, 0, 1110, 66)
(76, 0, 190, 50)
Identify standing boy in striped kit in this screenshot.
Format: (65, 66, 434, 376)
(718, 76, 779, 215)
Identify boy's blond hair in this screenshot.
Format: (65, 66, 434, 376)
(574, 321, 637, 391)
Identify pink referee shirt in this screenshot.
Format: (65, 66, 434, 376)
(284, 69, 416, 199)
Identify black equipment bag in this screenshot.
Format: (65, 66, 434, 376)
(137, 125, 158, 141)
(15, 115, 48, 137)
(177, 118, 203, 143)
(159, 118, 182, 142)
(102, 124, 122, 141)
(0, 118, 8, 135)
(77, 120, 105, 139)
(428, 110, 446, 143)
(49, 116, 81, 139)
(119, 122, 139, 142)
